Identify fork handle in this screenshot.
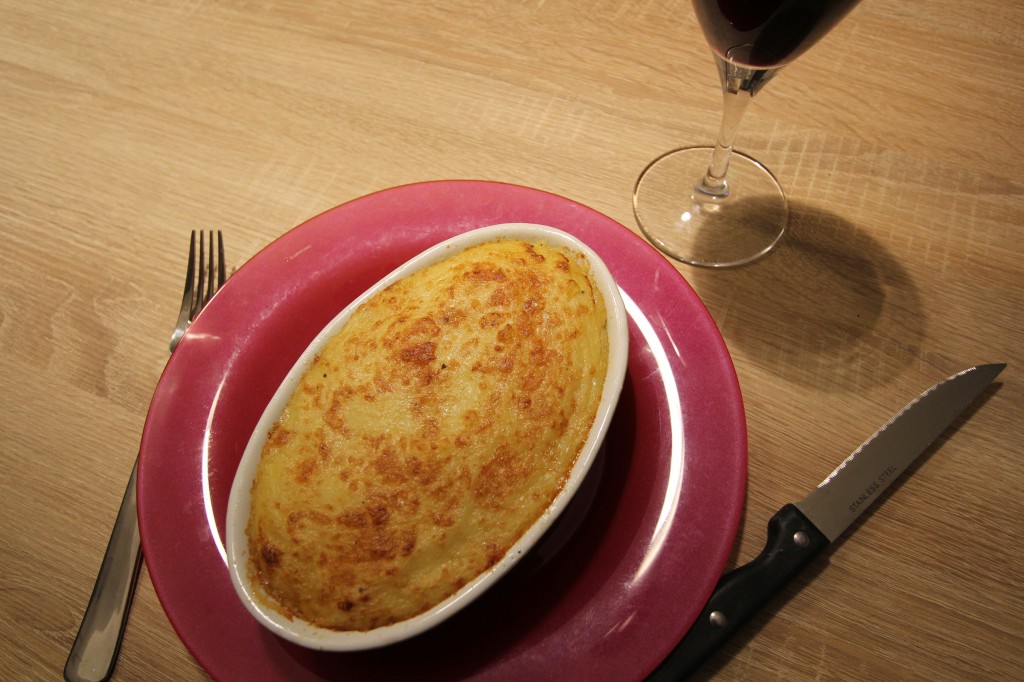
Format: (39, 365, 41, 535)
(64, 461, 144, 682)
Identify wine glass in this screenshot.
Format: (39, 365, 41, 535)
(633, 0, 862, 268)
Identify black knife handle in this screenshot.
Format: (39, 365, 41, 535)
(648, 504, 829, 680)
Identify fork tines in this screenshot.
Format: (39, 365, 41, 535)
(194, 230, 226, 313)
(170, 230, 226, 352)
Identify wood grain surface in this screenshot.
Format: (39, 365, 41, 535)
(2, 1, 1021, 680)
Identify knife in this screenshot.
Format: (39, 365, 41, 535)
(649, 363, 1006, 680)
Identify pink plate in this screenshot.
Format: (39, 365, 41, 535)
(137, 180, 746, 681)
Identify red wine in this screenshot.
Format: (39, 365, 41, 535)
(692, 0, 861, 68)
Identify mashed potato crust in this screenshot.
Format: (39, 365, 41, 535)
(246, 238, 609, 631)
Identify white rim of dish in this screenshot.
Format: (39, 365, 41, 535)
(224, 222, 630, 651)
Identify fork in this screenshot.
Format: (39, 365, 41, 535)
(65, 231, 227, 682)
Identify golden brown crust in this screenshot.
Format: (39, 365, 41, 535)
(246, 238, 608, 631)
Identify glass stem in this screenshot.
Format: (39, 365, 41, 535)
(696, 55, 781, 198)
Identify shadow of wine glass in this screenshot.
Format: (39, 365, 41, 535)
(687, 197, 923, 391)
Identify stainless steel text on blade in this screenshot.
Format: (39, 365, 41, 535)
(794, 363, 1005, 542)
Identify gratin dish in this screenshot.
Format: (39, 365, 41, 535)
(224, 222, 629, 651)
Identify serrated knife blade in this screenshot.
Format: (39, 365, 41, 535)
(650, 363, 1006, 680)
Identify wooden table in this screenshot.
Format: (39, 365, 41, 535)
(3, 1, 1021, 680)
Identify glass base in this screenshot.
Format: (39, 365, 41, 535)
(633, 146, 788, 268)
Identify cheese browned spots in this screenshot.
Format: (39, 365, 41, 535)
(246, 239, 608, 631)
